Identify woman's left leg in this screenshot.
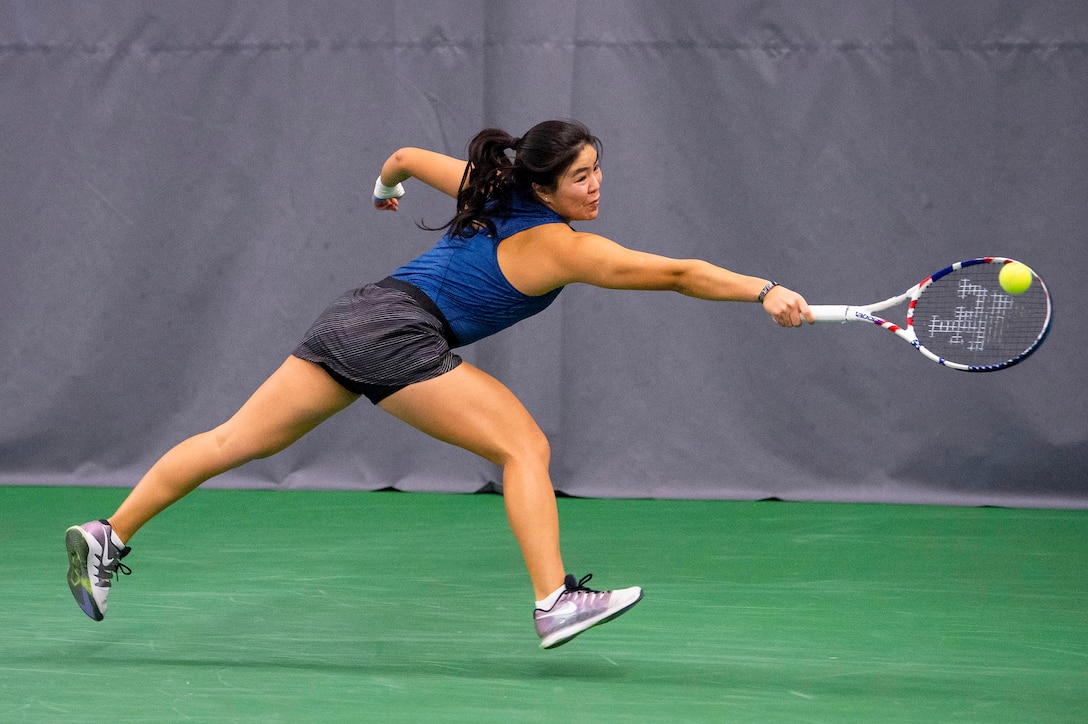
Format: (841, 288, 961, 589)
(108, 356, 360, 542)
(68, 356, 360, 621)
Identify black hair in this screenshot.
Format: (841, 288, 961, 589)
(427, 120, 601, 239)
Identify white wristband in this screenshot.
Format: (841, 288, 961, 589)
(373, 176, 405, 200)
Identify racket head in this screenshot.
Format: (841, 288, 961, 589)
(906, 257, 1052, 371)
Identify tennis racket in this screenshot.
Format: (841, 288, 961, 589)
(809, 257, 1052, 371)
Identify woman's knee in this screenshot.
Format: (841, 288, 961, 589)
(209, 422, 289, 465)
(498, 425, 551, 470)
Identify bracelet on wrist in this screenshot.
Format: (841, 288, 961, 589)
(757, 281, 779, 304)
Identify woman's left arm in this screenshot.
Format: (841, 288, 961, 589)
(374, 148, 468, 210)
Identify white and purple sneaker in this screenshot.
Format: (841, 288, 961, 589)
(65, 519, 131, 621)
(534, 574, 643, 649)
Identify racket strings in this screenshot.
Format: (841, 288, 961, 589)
(910, 264, 1050, 368)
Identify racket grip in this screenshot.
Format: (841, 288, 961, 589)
(808, 305, 851, 323)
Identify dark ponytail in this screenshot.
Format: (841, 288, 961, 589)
(428, 120, 601, 239)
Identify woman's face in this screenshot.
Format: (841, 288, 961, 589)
(535, 144, 602, 222)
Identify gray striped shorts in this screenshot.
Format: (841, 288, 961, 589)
(292, 277, 462, 404)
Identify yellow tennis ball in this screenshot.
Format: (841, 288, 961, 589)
(999, 262, 1033, 295)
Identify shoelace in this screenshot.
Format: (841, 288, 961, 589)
(566, 573, 598, 593)
(114, 546, 133, 578)
(559, 573, 610, 605)
(95, 546, 133, 584)
(537, 574, 607, 613)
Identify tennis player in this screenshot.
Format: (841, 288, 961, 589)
(65, 120, 812, 648)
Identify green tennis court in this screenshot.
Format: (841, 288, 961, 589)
(5, 485, 1087, 722)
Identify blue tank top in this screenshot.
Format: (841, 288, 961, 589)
(391, 192, 567, 347)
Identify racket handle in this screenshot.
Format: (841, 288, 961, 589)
(808, 305, 851, 322)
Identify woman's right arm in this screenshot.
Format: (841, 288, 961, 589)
(377, 148, 468, 208)
(506, 228, 814, 327)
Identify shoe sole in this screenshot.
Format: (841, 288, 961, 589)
(539, 589, 644, 649)
(65, 526, 104, 621)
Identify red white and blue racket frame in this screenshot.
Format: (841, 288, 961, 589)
(809, 257, 1052, 372)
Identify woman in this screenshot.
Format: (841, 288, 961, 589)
(65, 120, 813, 649)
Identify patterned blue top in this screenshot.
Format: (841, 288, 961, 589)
(391, 192, 567, 346)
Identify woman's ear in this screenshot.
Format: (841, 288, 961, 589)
(531, 182, 552, 203)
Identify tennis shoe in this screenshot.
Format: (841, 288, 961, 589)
(534, 573, 643, 649)
(65, 519, 131, 621)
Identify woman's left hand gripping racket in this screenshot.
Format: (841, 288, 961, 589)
(809, 257, 1052, 372)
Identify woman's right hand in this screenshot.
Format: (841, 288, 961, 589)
(761, 285, 814, 327)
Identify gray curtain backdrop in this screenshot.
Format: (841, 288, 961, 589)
(2, 1, 1086, 507)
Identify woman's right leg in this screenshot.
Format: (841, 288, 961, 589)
(379, 361, 643, 648)
(377, 361, 565, 600)
(108, 356, 360, 542)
